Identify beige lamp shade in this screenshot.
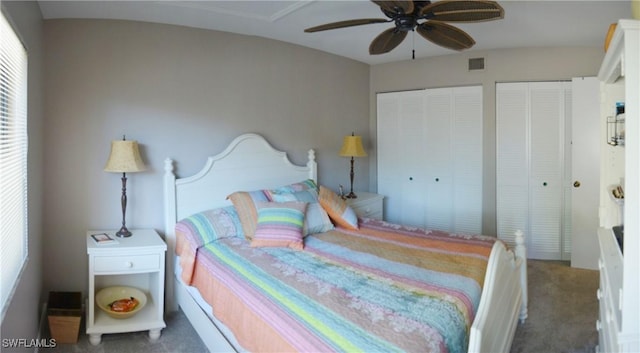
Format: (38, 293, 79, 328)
(339, 135, 367, 157)
(104, 140, 146, 173)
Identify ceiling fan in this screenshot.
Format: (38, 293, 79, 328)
(305, 0, 504, 55)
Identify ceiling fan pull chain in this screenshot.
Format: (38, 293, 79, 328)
(413, 30, 417, 60)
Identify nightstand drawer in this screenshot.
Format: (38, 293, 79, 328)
(94, 254, 160, 273)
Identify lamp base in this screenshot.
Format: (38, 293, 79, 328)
(344, 192, 358, 199)
(115, 227, 132, 238)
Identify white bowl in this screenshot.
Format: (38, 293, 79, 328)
(96, 286, 147, 319)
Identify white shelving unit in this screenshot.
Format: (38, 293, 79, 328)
(86, 229, 167, 345)
(597, 19, 640, 353)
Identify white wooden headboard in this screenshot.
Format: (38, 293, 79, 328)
(163, 133, 317, 310)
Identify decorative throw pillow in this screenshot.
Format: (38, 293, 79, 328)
(318, 185, 359, 230)
(271, 189, 334, 236)
(176, 205, 243, 248)
(266, 179, 319, 199)
(227, 190, 270, 240)
(251, 201, 307, 250)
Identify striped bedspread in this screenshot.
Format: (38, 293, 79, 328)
(178, 218, 497, 353)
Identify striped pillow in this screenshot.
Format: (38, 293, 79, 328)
(176, 205, 243, 248)
(318, 185, 359, 230)
(271, 189, 334, 236)
(251, 201, 308, 250)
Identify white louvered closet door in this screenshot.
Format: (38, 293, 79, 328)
(377, 90, 428, 227)
(496, 83, 530, 248)
(423, 86, 483, 233)
(424, 88, 454, 231)
(529, 82, 569, 260)
(452, 86, 483, 233)
(497, 82, 571, 260)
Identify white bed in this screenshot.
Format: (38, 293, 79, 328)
(163, 133, 528, 353)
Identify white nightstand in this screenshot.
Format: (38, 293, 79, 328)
(346, 192, 384, 219)
(86, 229, 166, 345)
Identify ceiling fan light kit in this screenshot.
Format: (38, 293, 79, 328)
(305, 0, 504, 55)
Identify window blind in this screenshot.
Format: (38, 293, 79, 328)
(0, 11, 28, 321)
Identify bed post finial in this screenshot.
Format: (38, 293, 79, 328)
(514, 229, 528, 323)
(307, 149, 317, 182)
(164, 158, 174, 174)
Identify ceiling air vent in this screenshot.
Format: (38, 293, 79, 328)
(468, 57, 485, 71)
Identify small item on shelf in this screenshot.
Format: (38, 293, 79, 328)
(615, 102, 625, 145)
(612, 225, 624, 254)
(90, 232, 118, 245)
(109, 297, 139, 312)
(612, 185, 624, 199)
(604, 23, 617, 52)
(606, 102, 626, 146)
(95, 286, 148, 319)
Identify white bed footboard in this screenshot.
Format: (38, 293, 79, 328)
(468, 230, 527, 353)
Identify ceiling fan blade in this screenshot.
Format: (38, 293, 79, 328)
(417, 21, 475, 50)
(420, 0, 504, 22)
(371, 1, 415, 15)
(369, 27, 408, 55)
(305, 18, 390, 33)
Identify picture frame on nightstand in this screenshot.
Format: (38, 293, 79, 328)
(90, 232, 118, 245)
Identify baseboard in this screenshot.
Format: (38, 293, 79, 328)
(35, 302, 47, 353)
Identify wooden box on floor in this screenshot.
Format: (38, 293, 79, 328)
(48, 291, 82, 343)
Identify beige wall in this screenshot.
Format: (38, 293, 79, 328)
(42, 19, 370, 296)
(370, 47, 605, 235)
(0, 1, 44, 348)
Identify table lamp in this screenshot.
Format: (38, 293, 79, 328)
(339, 132, 367, 199)
(104, 137, 146, 237)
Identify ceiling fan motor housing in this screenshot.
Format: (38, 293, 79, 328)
(395, 16, 418, 31)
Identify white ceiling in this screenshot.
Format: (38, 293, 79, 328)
(38, 0, 633, 65)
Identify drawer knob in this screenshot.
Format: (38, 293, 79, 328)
(125, 261, 133, 268)
(596, 320, 601, 331)
(597, 289, 602, 300)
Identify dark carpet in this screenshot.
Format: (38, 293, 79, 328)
(510, 260, 599, 353)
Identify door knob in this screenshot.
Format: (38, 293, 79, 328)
(574, 181, 581, 188)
